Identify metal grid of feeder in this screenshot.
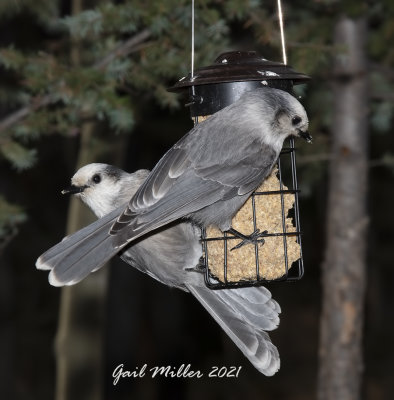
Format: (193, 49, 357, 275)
(168, 51, 309, 289)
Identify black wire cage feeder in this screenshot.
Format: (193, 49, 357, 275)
(168, 51, 310, 289)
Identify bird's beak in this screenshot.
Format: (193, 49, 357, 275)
(61, 185, 87, 195)
(297, 129, 313, 144)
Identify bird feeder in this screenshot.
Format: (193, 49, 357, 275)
(168, 51, 310, 289)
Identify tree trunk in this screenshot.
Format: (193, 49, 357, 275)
(55, 122, 109, 400)
(54, 1, 109, 399)
(318, 17, 368, 400)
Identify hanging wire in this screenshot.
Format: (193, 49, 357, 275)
(190, 0, 198, 123)
(277, 0, 287, 65)
(191, 0, 195, 79)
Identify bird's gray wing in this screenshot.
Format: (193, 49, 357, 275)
(113, 101, 247, 218)
(186, 284, 281, 376)
(114, 132, 195, 218)
(110, 134, 277, 240)
(36, 204, 127, 286)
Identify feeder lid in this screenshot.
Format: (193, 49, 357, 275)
(168, 51, 310, 92)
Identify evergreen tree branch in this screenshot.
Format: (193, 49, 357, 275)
(0, 96, 52, 135)
(94, 28, 150, 70)
(0, 29, 151, 135)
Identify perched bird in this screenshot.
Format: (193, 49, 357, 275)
(38, 163, 282, 376)
(37, 87, 310, 374)
(110, 87, 310, 248)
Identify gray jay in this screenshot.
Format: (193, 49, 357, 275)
(108, 87, 310, 248)
(37, 87, 310, 374)
(38, 163, 282, 376)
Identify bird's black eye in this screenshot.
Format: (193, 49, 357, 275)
(92, 174, 101, 184)
(292, 116, 302, 126)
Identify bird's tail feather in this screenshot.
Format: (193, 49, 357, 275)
(36, 205, 127, 286)
(186, 284, 280, 376)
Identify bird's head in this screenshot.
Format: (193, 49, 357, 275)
(62, 163, 128, 218)
(250, 87, 312, 149)
(274, 90, 311, 142)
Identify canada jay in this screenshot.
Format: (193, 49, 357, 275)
(38, 163, 282, 375)
(109, 87, 310, 245)
(37, 86, 310, 375)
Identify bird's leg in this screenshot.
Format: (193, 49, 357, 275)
(185, 257, 206, 273)
(227, 228, 268, 251)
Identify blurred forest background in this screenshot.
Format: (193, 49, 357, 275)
(0, 0, 393, 399)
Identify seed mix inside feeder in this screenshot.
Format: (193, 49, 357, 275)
(168, 51, 310, 289)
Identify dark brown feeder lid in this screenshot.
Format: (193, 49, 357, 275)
(168, 50, 310, 90)
(168, 51, 310, 117)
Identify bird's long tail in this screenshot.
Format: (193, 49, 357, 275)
(36, 205, 128, 286)
(186, 284, 281, 376)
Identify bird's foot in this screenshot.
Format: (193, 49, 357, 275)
(185, 257, 206, 274)
(227, 228, 268, 251)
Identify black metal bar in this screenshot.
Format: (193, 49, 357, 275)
(202, 231, 301, 242)
(224, 231, 228, 284)
(254, 189, 300, 195)
(288, 136, 305, 280)
(202, 227, 211, 287)
(202, 272, 292, 290)
(251, 192, 260, 280)
(277, 154, 290, 278)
